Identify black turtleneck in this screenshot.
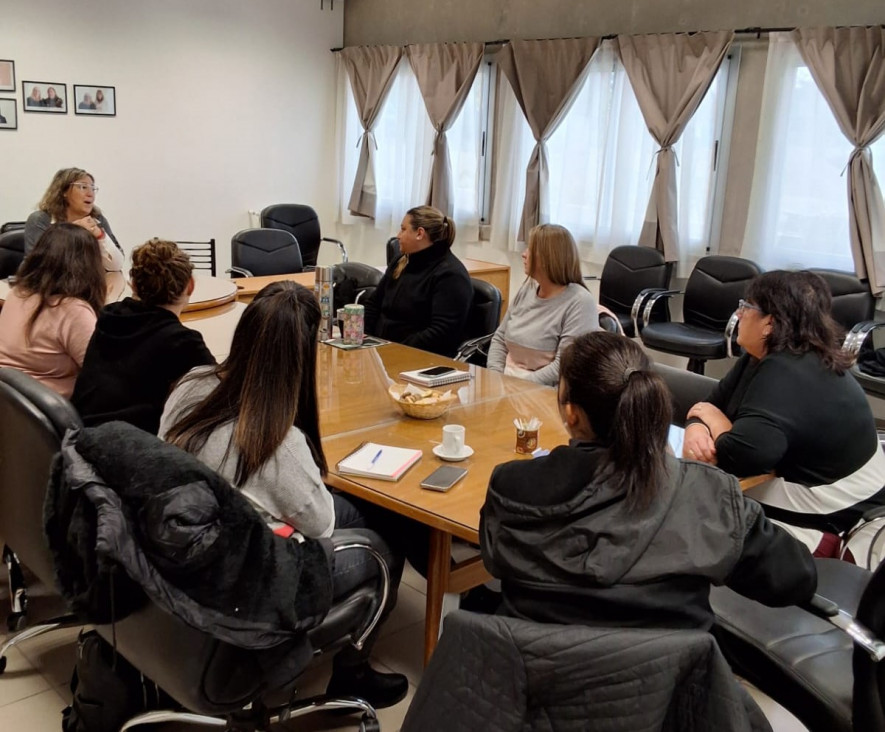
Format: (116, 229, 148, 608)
(364, 244, 472, 357)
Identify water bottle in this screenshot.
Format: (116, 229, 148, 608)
(314, 266, 334, 341)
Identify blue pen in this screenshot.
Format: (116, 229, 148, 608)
(369, 448, 383, 467)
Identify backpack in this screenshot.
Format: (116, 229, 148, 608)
(62, 630, 172, 732)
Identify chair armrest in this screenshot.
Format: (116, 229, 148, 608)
(322, 237, 349, 264)
(863, 505, 885, 522)
(330, 532, 390, 651)
(639, 289, 682, 331)
(226, 266, 253, 278)
(455, 334, 494, 363)
(804, 593, 839, 618)
(725, 311, 740, 358)
(800, 593, 885, 661)
(844, 320, 885, 355)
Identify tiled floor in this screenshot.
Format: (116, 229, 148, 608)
(0, 564, 809, 731)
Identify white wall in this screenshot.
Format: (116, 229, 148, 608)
(1, 0, 343, 274)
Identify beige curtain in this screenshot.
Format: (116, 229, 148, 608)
(793, 27, 885, 294)
(496, 38, 600, 241)
(406, 42, 484, 216)
(617, 31, 733, 261)
(340, 45, 403, 219)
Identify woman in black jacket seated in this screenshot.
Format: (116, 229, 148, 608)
(72, 239, 215, 433)
(481, 331, 817, 630)
(683, 270, 885, 558)
(364, 205, 472, 357)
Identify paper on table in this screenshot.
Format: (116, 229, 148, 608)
(668, 425, 685, 459)
(337, 442, 423, 482)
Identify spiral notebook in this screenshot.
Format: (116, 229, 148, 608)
(398, 366, 472, 388)
(337, 442, 423, 482)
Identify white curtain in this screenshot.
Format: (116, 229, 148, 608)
(490, 40, 724, 275)
(742, 33, 885, 273)
(335, 58, 482, 242)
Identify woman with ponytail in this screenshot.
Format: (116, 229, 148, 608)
(72, 238, 214, 433)
(364, 205, 472, 357)
(159, 281, 409, 709)
(480, 331, 817, 630)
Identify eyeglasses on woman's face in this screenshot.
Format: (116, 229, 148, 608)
(737, 299, 763, 314)
(70, 183, 99, 193)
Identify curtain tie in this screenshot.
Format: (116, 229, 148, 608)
(356, 130, 378, 151)
(843, 145, 871, 176)
(647, 145, 679, 179)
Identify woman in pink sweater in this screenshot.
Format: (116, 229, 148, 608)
(0, 223, 106, 397)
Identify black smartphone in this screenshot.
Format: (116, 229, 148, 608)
(420, 466, 468, 492)
(418, 366, 456, 377)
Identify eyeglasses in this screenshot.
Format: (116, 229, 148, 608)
(70, 183, 98, 193)
(737, 299, 763, 314)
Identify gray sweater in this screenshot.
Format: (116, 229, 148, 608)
(487, 281, 598, 386)
(158, 367, 335, 538)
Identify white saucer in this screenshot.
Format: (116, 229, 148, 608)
(433, 444, 474, 462)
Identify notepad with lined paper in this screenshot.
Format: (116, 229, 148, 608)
(337, 442, 423, 482)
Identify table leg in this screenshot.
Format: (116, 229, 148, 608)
(424, 528, 452, 666)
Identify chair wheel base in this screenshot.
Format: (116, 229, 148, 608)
(359, 715, 380, 732)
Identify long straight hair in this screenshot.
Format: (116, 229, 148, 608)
(15, 223, 105, 336)
(165, 281, 326, 484)
(559, 331, 671, 509)
(526, 224, 587, 289)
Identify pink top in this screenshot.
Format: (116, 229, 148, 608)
(0, 290, 97, 397)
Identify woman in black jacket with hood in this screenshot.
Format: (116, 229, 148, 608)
(480, 331, 817, 630)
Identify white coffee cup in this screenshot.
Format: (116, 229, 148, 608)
(442, 424, 466, 456)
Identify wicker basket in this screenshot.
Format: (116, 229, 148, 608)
(388, 383, 458, 420)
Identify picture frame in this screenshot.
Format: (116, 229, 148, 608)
(0, 60, 14, 92)
(74, 85, 116, 117)
(22, 81, 67, 113)
(0, 98, 16, 130)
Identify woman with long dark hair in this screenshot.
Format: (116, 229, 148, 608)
(683, 270, 885, 558)
(159, 281, 408, 708)
(481, 331, 816, 629)
(0, 223, 105, 397)
(364, 205, 472, 357)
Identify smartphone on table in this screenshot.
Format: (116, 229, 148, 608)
(420, 466, 468, 492)
(418, 366, 456, 377)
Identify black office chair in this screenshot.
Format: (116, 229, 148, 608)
(178, 239, 217, 277)
(386, 237, 401, 267)
(0, 368, 81, 672)
(651, 362, 718, 426)
(0, 228, 25, 280)
(260, 204, 347, 270)
(592, 245, 674, 337)
(454, 279, 503, 366)
(810, 268, 875, 334)
(0, 221, 25, 234)
(711, 557, 885, 732)
(332, 262, 382, 314)
(640, 255, 762, 374)
(228, 228, 303, 278)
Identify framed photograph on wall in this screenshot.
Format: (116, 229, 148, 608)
(73, 84, 116, 116)
(0, 98, 16, 130)
(0, 61, 14, 92)
(22, 81, 67, 113)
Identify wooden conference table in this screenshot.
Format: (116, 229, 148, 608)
(233, 257, 513, 319)
(313, 342, 568, 664)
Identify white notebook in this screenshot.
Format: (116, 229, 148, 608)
(337, 442, 423, 482)
(399, 366, 472, 388)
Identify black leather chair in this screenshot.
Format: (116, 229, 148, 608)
(178, 239, 217, 277)
(386, 237, 401, 267)
(454, 279, 503, 366)
(229, 228, 303, 278)
(0, 221, 25, 234)
(593, 245, 674, 337)
(0, 368, 81, 672)
(332, 262, 382, 314)
(0, 228, 25, 280)
(651, 362, 718, 427)
(640, 255, 762, 374)
(260, 204, 347, 270)
(711, 557, 885, 732)
(810, 268, 875, 334)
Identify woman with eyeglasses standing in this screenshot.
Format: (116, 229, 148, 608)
(683, 270, 885, 560)
(25, 168, 124, 272)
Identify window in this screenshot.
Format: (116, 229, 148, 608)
(489, 39, 730, 276)
(742, 33, 885, 273)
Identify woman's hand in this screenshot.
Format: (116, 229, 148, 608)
(683, 423, 717, 464)
(71, 216, 102, 239)
(687, 402, 732, 439)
